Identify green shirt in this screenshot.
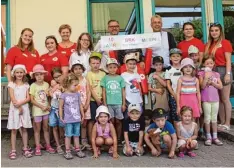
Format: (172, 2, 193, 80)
(100, 75, 125, 105)
(30, 82, 49, 117)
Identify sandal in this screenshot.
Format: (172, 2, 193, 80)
(9, 150, 17, 160)
(108, 146, 113, 155)
(34, 147, 42, 156)
(187, 151, 196, 157)
(96, 147, 101, 155)
(221, 125, 230, 131)
(76, 150, 86, 158)
(204, 139, 212, 146)
(178, 152, 184, 158)
(212, 138, 223, 146)
(22, 148, 33, 158)
(46, 145, 56, 154)
(64, 151, 73, 160)
(57, 146, 64, 155)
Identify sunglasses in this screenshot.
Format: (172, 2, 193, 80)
(209, 22, 221, 27)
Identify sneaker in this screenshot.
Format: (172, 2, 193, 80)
(35, 147, 42, 156)
(46, 145, 56, 154)
(64, 151, 73, 160)
(178, 152, 185, 158)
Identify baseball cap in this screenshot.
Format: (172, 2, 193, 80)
(106, 58, 119, 66)
(153, 56, 164, 64)
(90, 51, 102, 59)
(124, 53, 138, 63)
(188, 45, 199, 55)
(95, 105, 110, 119)
(70, 59, 86, 71)
(169, 48, 182, 56)
(128, 104, 141, 113)
(152, 108, 167, 119)
(180, 58, 195, 70)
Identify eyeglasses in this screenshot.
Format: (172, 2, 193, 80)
(209, 22, 221, 27)
(108, 25, 120, 29)
(80, 39, 90, 42)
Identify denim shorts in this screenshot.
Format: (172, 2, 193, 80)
(108, 105, 124, 120)
(65, 122, 81, 137)
(49, 107, 65, 127)
(90, 101, 99, 121)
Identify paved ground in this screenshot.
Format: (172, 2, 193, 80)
(1, 132, 234, 167)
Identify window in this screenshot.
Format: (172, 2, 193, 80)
(153, 0, 206, 43)
(88, 0, 142, 44)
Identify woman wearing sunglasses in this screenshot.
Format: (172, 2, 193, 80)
(204, 23, 233, 131)
(177, 22, 205, 62)
(40, 36, 69, 82)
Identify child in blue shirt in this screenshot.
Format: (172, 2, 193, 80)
(144, 108, 177, 159)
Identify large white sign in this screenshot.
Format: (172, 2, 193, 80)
(100, 33, 161, 51)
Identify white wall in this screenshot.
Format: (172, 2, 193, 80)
(10, 0, 87, 54)
(142, 0, 153, 33)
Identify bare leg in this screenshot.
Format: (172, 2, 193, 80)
(179, 144, 186, 153)
(11, 129, 17, 151)
(21, 128, 28, 149)
(115, 119, 122, 140)
(65, 137, 71, 151)
(34, 122, 42, 147)
(88, 121, 94, 144)
(74, 136, 80, 149)
(52, 126, 60, 147)
(42, 118, 50, 145)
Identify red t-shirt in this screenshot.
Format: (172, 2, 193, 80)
(208, 39, 233, 66)
(177, 38, 205, 59)
(40, 51, 68, 82)
(5, 46, 40, 73)
(57, 43, 77, 60)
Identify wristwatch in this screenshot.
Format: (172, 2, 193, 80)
(227, 72, 231, 75)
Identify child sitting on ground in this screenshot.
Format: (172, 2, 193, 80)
(144, 108, 177, 159)
(123, 104, 145, 156)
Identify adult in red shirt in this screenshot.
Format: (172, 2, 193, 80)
(5, 28, 40, 83)
(57, 24, 76, 60)
(204, 23, 233, 131)
(177, 22, 205, 63)
(41, 36, 69, 83)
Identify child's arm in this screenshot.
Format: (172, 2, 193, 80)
(121, 88, 126, 112)
(19, 89, 31, 106)
(110, 123, 119, 159)
(30, 95, 47, 111)
(84, 79, 91, 110)
(199, 75, 208, 89)
(79, 96, 85, 123)
(91, 123, 98, 158)
(190, 123, 198, 140)
(176, 79, 182, 115)
(8, 87, 19, 107)
(90, 86, 102, 105)
(138, 131, 144, 147)
(166, 80, 176, 98)
(148, 84, 164, 95)
(124, 132, 131, 150)
(196, 78, 202, 113)
(155, 75, 167, 87)
(211, 77, 223, 90)
(168, 133, 177, 158)
(144, 133, 157, 153)
(102, 88, 107, 106)
(59, 99, 64, 122)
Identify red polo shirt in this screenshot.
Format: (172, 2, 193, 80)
(208, 39, 233, 66)
(5, 46, 40, 73)
(57, 43, 77, 60)
(40, 51, 68, 82)
(177, 38, 205, 59)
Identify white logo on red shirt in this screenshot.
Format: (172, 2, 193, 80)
(22, 53, 28, 57)
(52, 57, 58, 61)
(31, 54, 36, 57)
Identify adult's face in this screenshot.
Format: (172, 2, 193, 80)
(183, 25, 194, 39)
(108, 21, 120, 35)
(210, 26, 221, 40)
(80, 34, 90, 49)
(45, 38, 57, 52)
(151, 17, 162, 32)
(21, 30, 33, 46)
(60, 28, 71, 41)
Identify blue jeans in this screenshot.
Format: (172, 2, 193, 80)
(49, 107, 65, 127)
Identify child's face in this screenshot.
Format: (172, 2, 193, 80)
(90, 58, 101, 71)
(98, 113, 109, 124)
(170, 54, 181, 65)
(34, 72, 45, 82)
(145, 118, 151, 127)
(73, 65, 84, 76)
(153, 117, 166, 129)
(14, 68, 25, 80)
(204, 58, 215, 70)
(53, 72, 62, 83)
(182, 65, 194, 76)
(181, 110, 192, 124)
(68, 80, 79, 92)
(154, 62, 163, 72)
(128, 110, 141, 121)
(107, 64, 118, 75)
(189, 53, 199, 63)
(126, 60, 137, 72)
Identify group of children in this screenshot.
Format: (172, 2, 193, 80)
(7, 45, 224, 160)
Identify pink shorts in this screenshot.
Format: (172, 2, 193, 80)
(34, 115, 49, 123)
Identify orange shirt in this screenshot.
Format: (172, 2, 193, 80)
(57, 43, 76, 60)
(40, 51, 68, 82)
(208, 39, 233, 66)
(5, 46, 40, 73)
(177, 38, 205, 59)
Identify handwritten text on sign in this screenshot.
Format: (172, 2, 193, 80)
(100, 33, 161, 51)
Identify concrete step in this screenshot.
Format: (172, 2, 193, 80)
(218, 125, 234, 142)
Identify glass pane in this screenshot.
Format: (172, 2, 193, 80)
(91, 2, 136, 44)
(154, 0, 203, 43)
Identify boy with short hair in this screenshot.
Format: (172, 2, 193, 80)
(121, 53, 143, 118)
(101, 58, 126, 144)
(87, 52, 106, 134)
(123, 104, 145, 156)
(188, 45, 200, 72)
(144, 108, 177, 159)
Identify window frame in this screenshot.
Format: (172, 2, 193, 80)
(1, 0, 11, 50)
